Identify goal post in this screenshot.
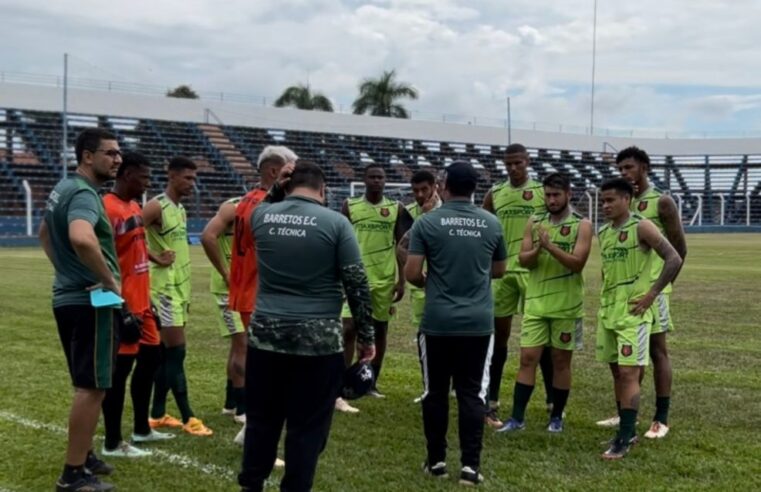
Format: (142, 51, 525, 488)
(349, 182, 412, 200)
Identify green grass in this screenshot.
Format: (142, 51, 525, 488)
(1, 234, 761, 491)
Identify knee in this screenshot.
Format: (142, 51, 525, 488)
(551, 351, 571, 372)
(650, 341, 668, 362)
(519, 352, 539, 370)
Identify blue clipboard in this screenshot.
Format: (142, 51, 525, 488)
(89, 288, 124, 308)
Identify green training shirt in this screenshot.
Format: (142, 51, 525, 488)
(146, 193, 191, 301)
(524, 211, 585, 319)
(347, 196, 399, 285)
(408, 199, 507, 336)
(631, 186, 671, 295)
(598, 214, 654, 328)
(209, 196, 241, 295)
(490, 179, 545, 272)
(44, 175, 120, 307)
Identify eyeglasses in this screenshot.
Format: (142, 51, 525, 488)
(95, 148, 122, 158)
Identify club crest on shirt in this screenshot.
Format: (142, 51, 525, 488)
(619, 231, 628, 242)
(522, 190, 534, 201)
(621, 345, 633, 357)
(560, 225, 571, 236)
(380, 207, 390, 217)
(560, 332, 572, 343)
(638, 201, 648, 212)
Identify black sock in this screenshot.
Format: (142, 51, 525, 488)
(166, 345, 194, 423)
(61, 464, 85, 483)
(225, 379, 235, 410)
(371, 363, 382, 388)
(132, 344, 161, 435)
(151, 345, 169, 419)
(618, 409, 638, 441)
(550, 387, 570, 419)
(234, 387, 246, 416)
(654, 396, 670, 425)
(539, 348, 554, 405)
(511, 382, 534, 422)
(102, 354, 135, 450)
(616, 400, 621, 416)
(489, 346, 508, 403)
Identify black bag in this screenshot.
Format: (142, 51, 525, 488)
(117, 307, 144, 344)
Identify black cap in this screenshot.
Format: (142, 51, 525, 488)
(445, 160, 479, 197)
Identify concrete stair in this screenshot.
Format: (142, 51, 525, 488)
(198, 124, 257, 185)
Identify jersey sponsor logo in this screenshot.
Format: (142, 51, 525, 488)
(638, 201, 649, 212)
(619, 231, 629, 243)
(380, 207, 390, 217)
(621, 344, 633, 357)
(522, 190, 534, 201)
(560, 332, 572, 344)
(560, 225, 571, 236)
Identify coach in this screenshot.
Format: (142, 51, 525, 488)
(405, 161, 506, 486)
(238, 160, 375, 492)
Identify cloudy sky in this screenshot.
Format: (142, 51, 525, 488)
(2, 0, 761, 135)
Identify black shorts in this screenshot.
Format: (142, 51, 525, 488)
(54, 305, 118, 389)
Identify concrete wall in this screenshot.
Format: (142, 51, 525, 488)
(3, 82, 761, 156)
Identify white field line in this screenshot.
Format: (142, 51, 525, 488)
(0, 410, 236, 481)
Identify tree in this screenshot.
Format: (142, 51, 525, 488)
(167, 85, 199, 99)
(352, 70, 419, 118)
(274, 84, 334, 111)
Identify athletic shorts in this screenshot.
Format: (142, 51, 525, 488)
(341, 282, 396, 322)
(152, 290, 189, 327)
(409, 286, 425, 328)
(213, 294, 245, 337)
(650, 292, 674, 335)
(521, 314, 583, 350)
(595, 322, 651, 367)
(492, 272, 527, 318)
(119, 308, 161, 356)
(54, 304, 117, 389)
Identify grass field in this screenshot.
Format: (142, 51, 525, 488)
(1, 234, 761, 491)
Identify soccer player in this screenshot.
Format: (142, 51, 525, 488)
(239, 160, 375, 491)
(144, 156, 212, 436)
(201, 196, 248, 424)
(482, 143, 553, 428)
(341, 163, 412, 402)
(101, 152, 174, 458)
(39, 128, 121, 491)
(497, 173, 593, 433)
(598, 146, 686, 439)
(406, 161, 506, 486)
(405, 169, 440, 328)
(596, 178, 682, 459)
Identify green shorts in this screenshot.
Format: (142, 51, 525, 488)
(153, 290, 190, 327)
(213, 294, 245, 337)
(650, 292, 674, 335)
(342, 282, 396, 322)
(492, 272, 527, 318)
(596, 322, 651, 366)
(409, 285, 425, 328)
(521, 314, 583, 350)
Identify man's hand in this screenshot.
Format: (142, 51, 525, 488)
(393, 280, 405, 303)
(357, 343, 376, 363)
(154, 250, 176, 267)
(629, 291, 656, 316)
(537, 226, 551, 249)
(88, 277, 122, 297)
(277, 162, 296, 188)
(421, 192, 440, 213)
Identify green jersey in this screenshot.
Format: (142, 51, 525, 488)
(44, 175, 120, 307)
(408, 199, 507, 336)
(631, 186, 671, 294)
(146, 193, 191, 301)
(209, 197, 241, 295)
(347, 196, 399, 285)
(598, 214, 654, 328)
(490, 179, 545, 272)
(524, 212, 585, 319)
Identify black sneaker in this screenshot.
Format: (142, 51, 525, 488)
(459, 466, 484, 486)
(56, 473, 115, 491)
(602, 437, 632, 460)
(422, 461, 448, 479)
(85, 452, 114, 476)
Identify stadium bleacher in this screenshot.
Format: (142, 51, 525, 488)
(1, 106, 760, 235)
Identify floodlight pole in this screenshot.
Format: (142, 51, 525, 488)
(590, 0, 598, 135)
(62, 53, 69, 179)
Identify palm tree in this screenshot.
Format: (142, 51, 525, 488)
(352, 70, 419, 118)
(274, 84, 334, 111)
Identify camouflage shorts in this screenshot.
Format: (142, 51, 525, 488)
(249, 317, 344, 356)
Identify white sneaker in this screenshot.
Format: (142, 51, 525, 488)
(102, 441, 152, 458)
(596, 415, 620, 428)
(274, 458, 285, 468)
(644, 421, 670, 439)
(234, 426, 246, 446)
(131, 430, 176, 443)
(335, 397, 359, 414)
(221, 407, 236, 416)
(234, 413, 246, 425)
